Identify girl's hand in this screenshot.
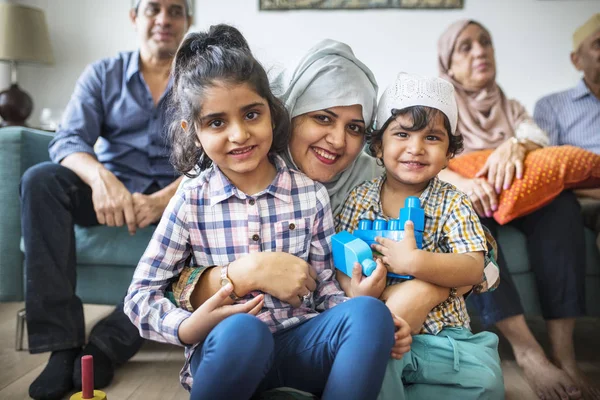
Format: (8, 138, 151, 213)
(456, 177, 498, 218)
(476, 139, 526, 194)
(372, 221, 421, 276)
(249, 252, 317, 308)
(178, 284, 264, 346)
(391, 314, 412, 360)
(349, 259, 387, 298)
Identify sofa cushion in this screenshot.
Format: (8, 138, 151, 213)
(20, 224, 156, 267)
(74, 225, 156, 266)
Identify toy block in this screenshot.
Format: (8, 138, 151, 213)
(332, 196, 425, 280)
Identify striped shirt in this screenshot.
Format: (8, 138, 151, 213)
(124, 155, 347, 391)
(335, 176, 487, 335)
(534, 79, 600, 155)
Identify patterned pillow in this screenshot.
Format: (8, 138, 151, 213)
(448, 146, 600, 224)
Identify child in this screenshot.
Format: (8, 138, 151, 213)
(123, 25, 396, 400)
(335, 73, 504, 399)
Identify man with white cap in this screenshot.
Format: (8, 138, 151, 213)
(21, 1, 191, 399)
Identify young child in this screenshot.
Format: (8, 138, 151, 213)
(335, 73, 504, 399)
(123, 25, 396, 400)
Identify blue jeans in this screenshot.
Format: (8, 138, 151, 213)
(190, 297, 395, 400)
(20, 162, 152, 362)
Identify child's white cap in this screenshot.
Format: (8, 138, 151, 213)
(375, 72, 458, 135)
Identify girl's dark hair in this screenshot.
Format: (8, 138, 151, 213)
(168, 24, 290, 176)
(368, 106, 463, 165)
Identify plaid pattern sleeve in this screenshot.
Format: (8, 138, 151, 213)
(312, 185, 348, 311)
(334, 185, 363, 234)
(441, 193, 487, 254)
(123, 191, 195, 347)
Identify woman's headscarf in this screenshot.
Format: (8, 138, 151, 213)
(438, 20, 529, 153)
(274, 39, 382, 215)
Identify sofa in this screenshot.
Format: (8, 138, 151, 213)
(0, 126, 159, 349)
(1, 127, 599, 339)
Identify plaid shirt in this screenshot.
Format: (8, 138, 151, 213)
(335, 175, 490, 335)
(124, 155, 347, 391)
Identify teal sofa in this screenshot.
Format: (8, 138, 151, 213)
(0, 126, 156, 307)
(1, 126, 599, 316)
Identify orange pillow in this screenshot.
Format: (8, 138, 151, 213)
(448, 146, 600, 225)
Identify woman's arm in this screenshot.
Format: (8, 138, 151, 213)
(439, 169, 498, 218)
(190, 252, 318, 309)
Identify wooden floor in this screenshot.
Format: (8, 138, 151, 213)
(0, 302, 598, 400)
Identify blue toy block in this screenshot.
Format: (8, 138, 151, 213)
(331, 231, 378, 278)
(332, 196, 425, 280)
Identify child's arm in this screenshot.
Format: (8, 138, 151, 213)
(124, 192, 193, 345)
(310, 186, 349, 311)
(381, 280, 454, 335)
(372, 194, 487, 288)
(333, 185, 387, 299)
(178, 284, 265, 345)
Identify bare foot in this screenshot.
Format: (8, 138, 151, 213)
(559, 362, 600, 400)
(516, 349, 582, 400)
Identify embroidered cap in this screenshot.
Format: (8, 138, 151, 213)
(376, 72, 458, 135)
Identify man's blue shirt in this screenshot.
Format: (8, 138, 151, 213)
(49, 50, 177, 193)
(534, 79, 600, 155)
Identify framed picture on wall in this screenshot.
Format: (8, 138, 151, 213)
(259, 0, 464, 10)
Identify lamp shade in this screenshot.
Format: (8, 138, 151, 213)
(0, 3, 53, 65)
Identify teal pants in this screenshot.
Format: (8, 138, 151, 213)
(378, 328, 504, 400)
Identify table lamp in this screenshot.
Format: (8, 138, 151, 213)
(0, 3, 53, 127)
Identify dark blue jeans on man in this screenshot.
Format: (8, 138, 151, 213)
(20, 161, 146, 363)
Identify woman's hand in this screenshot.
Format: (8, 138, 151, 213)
(241, 252, 317, 308)
(178, 284, 264, 346)
(476, 138, 526, 194)
(456, 177, 498, 218)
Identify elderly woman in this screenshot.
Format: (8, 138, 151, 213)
(438, 20, 595, 400)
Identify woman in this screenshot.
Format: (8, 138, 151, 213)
(438, 20, 596, 400)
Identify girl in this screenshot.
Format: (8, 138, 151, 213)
(123, 25, 394, 400)
(336, 72, 504, 399)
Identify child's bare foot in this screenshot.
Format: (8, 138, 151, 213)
(516, 349, 582, 399)
(558, 361, 600, 400)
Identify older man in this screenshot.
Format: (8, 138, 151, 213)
(534, 14, 600, 249)
(21, 1, 191, 399)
